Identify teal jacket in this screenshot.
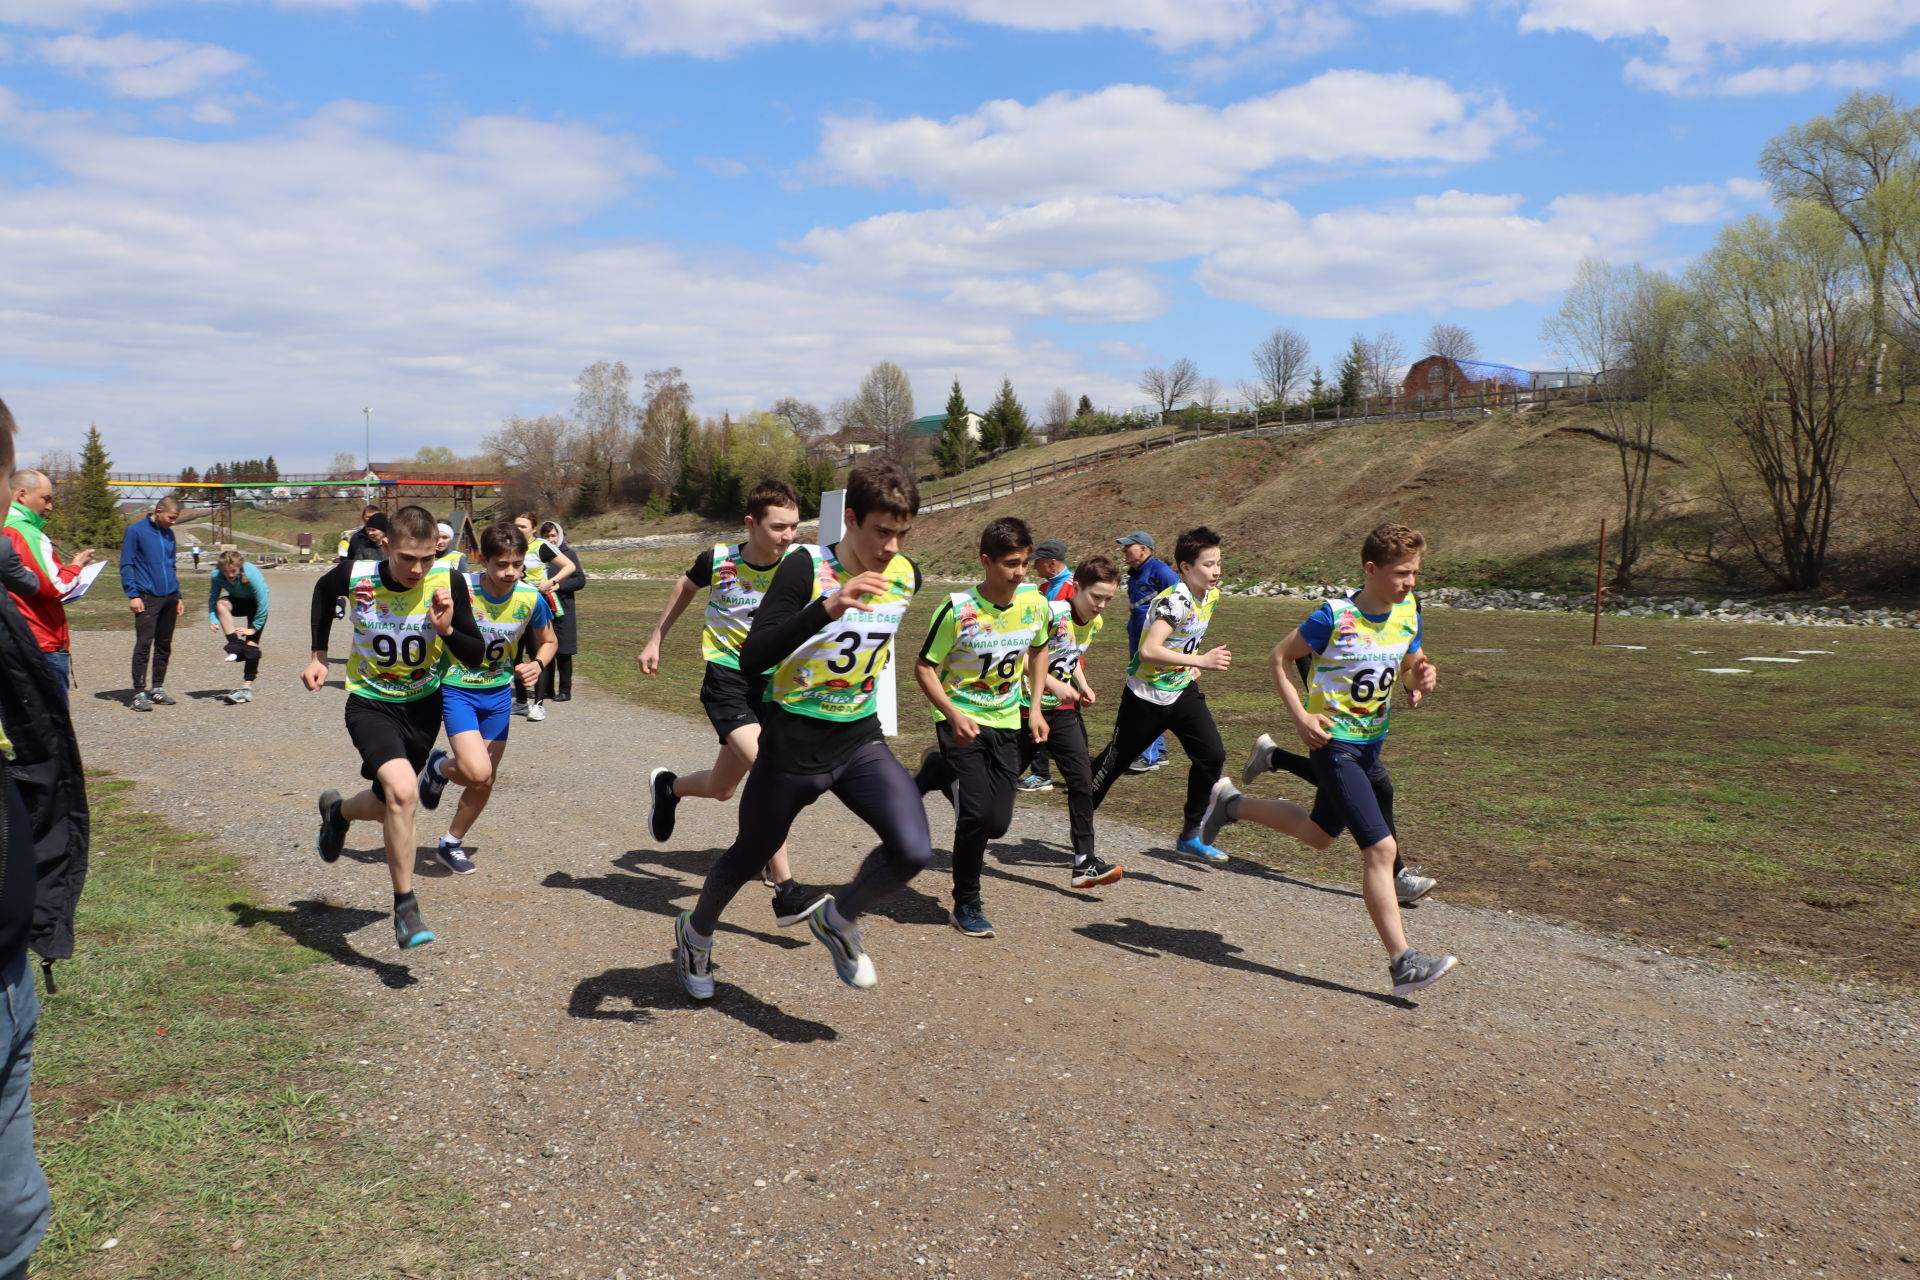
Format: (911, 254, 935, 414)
(207, 561, 270, 628)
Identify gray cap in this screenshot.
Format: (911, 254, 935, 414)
(1034, 539, 1069, 562)
(1115, 530, 1155, 550)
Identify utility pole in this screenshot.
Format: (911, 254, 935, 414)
(363, 407, 372, 474)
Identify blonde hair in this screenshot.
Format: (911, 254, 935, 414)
(218, 550, 245, 573)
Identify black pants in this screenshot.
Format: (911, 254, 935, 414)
(690, 739, 932, 936)
(223, 616, 264, 682)
(916, 722, 1018, 905)
(535, 653, 572, 701)
(1265, 743, 1405, 874)
(130, 593, 179, 692)
(1090, 684, 1225, 835)
(1020, 707, 1095, 865)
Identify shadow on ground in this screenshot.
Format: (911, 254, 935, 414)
(1074, 916, 1410, 1008)
(228, 898, 419, 989)
(569, 964, 839, 1042)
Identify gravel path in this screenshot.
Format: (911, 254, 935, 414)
(65, 610, 1918, 1280)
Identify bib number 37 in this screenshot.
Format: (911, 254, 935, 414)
(825, 631, 891, 675)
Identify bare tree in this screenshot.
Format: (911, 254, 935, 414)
(1044, 387, 1075, 432)
(632, 366, 691, 494)
(570, 359, 640, 503)
(325, 451, 359, 479)
(1139, 357, 1200, 413)
(1362, 331, 1407, 401)
(847, 361, 916, 457)
(1193, 376, 1224, 414)
(1425, 321, 1478, 364)
(770, 397, 825, 441)
(483, 413, 575, 510)
(1250, 327, 1310, 415)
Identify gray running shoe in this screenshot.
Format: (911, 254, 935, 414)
(1395, 867, 1437, 905)
(1389, 948, 1457, 996)
(674, 910, 715, 1000)
(1241, 732, 1277, 786)
(392, 897, 435, 950)
(224, 687, 253, 704)
(130, 691, 153, 713)
(805, 896, 877, 988)
(1015, 772, 1053, 793)
(1069, 858, 1123, 888)
(1198, 776, 1241, 847)
(147, 688, 177, 706)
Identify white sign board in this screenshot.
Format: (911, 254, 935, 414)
(815, 488, 897, 737)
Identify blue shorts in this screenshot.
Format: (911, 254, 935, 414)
(442, 682, 512, 743)
(1309, 738, 1394, 849)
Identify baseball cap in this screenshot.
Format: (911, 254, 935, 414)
(1034, 539, 1069, 561)
(1115, 530, 1155, 550)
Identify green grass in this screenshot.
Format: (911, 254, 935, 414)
(576, 580, 1920, 986)
(32, 778, 498, 1280)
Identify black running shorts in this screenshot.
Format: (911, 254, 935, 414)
(344, 691, 443, 797)
(699, 661, 768, 745)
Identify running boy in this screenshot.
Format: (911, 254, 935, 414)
(1018, 555, 1124, 889)
(638, 479, 807, 921)
(911, 517, 1052, 938)
(1194, 522, 1456, 995)
(304, 504, 486, 950)
(415, 520, 557, 875)
(673, 458, 930, 999)
(1089, 526, 1232, 862)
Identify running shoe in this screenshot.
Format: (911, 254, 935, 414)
(315, 788, 348, 863)
(148, 688, 177, 706)
(1395, 867, 1438, 905)
(1198, 776, 1241, 848)
(130, 692, 153, 713)
(950, 898, 996, 938)
(1070, 858, 1124, 888)
(1015, 772, 1054, 793)
(647, 768, 679, 843)
(804, 896, 877, 989)
(223, 651, 241, 662)
(1126, 753, 1156, 773)
(1389, 948, 1457, 996)
(224, 687, 253, 704)
(512, 700, 528, 717)
(418, 749, 451, 812)
(392, 897, 435, 950)
(674, 910, 715, 1000)
(435, 837, 476, 875)
(526, 701, 547, 722)
(916, 746, 954, 806)
(770, 880, 825, 928)
(1241, 732, 1277, 786)
(1175, 833, 1229, 864)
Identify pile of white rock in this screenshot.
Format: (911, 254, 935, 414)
(1219, 581, 1920, 629)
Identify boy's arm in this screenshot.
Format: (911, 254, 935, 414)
(638, 574, 701, 674)
(914, 658, 980, 744)
(1138, 615, 1231, 671)
(304, 559, 351, 689)
(1403, 648, 1437, 708)
(1271, 629, 1331, 749)
(1024, 641, 1050, 743)
(739, 552, 838, 677)
(514, 622, 560, 687)
(436, 574, 486, 667)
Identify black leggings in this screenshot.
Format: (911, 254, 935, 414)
(536, 653, 573, 700)
(130, 593, 179, 691)
(1019, 707, 1095, 865)
(915, 722, 1018, 905)
(690, 739, 933, 935)
(224, 616, 264, 681)
(1264, 742, 1406, 874)
(1089, 684, 1225, 835)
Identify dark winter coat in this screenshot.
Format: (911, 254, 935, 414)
(542, 529, 586, 656)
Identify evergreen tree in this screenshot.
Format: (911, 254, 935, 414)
(71, 425, 124, 550)
(573, 471, 605, 517)
(266, 455, 279, 480)
(985, 377, 1029, 451)
(933, 379, 977, 475)
(669, 415, 700, 513)
(1076, 394, 1094, 418)
(1336, 340, 1366, 407)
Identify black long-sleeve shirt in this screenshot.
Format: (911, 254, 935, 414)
(309, 560, 485, 667)
(741, 544, 919, 774)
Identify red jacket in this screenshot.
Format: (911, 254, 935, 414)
(2, 522, 81, 653)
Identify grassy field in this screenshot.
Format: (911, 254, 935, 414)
(574, 578, 1920, 987)
(32, 778, 498, 1280)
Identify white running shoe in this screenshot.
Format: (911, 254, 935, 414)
(1241, 733, 1277, 786)
(1395, 867, 1438, 905)
(525, 701, 547, 722)
(804, 896, 877, 989)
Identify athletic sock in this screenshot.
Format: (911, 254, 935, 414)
(824, 900, 854, 932)
(1224, 792, 1241, 822)
(684, 920, 714, 949)
(394, 890, 417, 910)
(435, 755, 451, 779)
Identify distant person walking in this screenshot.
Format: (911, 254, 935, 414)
(189, 543, 202, 572)
(206, 550, 269, 704)
(121, 496, 185, 713)
(1117, 530, 1178, 772)
(535, 521, 584, 704)
(4, 469, 96, 698)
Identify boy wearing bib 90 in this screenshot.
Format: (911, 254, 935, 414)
(673, 459, 932, 1000)
(1196, 522, 1458, 996)
(304, 505, 487, 951)
(415, 521, 557, 876)
(912, 517, 1053, 939)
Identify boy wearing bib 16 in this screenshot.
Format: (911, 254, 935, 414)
(304, 505, 487, 950)
(673, 459, 932, 999)
(415, 521, 557, 875)
(912, 517, 1052, 939)
(1196, 522, 1458, 996)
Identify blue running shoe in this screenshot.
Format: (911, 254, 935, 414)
(435, 837, 476, 875)
(315, 789, 348, 863)
(804, 896, 876, 989)
(950, 898, 996, 938)
(392, 897, 435, 950)
(1176, 833, 1229, 864)
(418, 749, 451, 812)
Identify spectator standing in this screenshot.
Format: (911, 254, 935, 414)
(4, 470, 96, 698)
(206, 551, 270, 704)
(1117, 530, 1179, 772)
(121, 496, 185, 712)
(535, 522, 585, 703)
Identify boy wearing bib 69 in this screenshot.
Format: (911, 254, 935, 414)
(1196, 522, 1458, 996)
(304, 504, 487, 951)
(414, 521, 557, 875)
(912, 517, 1052, 939)
(673, 459, 932, 1000)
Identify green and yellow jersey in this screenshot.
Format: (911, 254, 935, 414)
(767, 543, 917, 724)
(1024, 595, 1102, 711)
(441, 574, 552, 691)
(343, 560, 455, 702)
(689, 542, 789, 670)
(1301, 595, 1422, 744)
(1125, 582, 1217, 705)
(919, 585, 1051, 731)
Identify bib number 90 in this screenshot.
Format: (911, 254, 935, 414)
(371, 633, 429, 668)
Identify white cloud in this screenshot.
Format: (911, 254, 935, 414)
(1630, 53, 1917, 96)
(36, 32, 250, 98)
(819, 72, 1523, 201)
(941, 269, 1167, 322)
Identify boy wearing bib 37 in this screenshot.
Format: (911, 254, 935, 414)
(638, 479, 805, 917)
(1089, 526, 1233, 863)
(304, 505, 487, 950)
(415, 521, 557, 875)
(912, 517, 1052, 939)
(1195, 522, 1458, 996)
(673, 459, 932, 999)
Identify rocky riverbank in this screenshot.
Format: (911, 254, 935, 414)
(1223, 581, 1920, 629)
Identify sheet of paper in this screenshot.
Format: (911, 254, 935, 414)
(60, 561, 107, 603)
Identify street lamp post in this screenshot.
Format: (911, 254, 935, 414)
(362, 407, 372, 474)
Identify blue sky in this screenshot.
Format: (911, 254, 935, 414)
(2, 0, 1917, 472)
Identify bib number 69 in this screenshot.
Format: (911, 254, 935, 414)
(1350, 665, 1395, 702)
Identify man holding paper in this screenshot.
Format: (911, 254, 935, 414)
(4, 470, 96, 697)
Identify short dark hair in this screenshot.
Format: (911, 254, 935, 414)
(1174, 526, 1221, 568)
(362, 503, 380, 519)
(479, 520, 528, 560)
(845, 456, 918, 521)
(389, 504, 438, 546)
(1362, 522, 1426, 566)
(979, 516, 1032, 559)
(515, 509, 539, 525)
(0, 396, 14, 476)
(1073, 554, 1121, 587)
(747, 478, 803, 522)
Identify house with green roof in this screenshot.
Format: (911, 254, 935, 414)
(907, 410, 983, 442)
